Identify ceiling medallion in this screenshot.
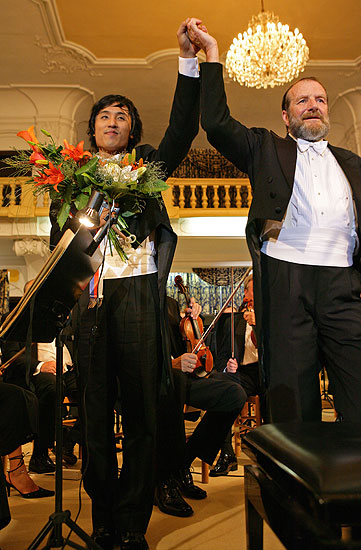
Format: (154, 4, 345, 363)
(225, 4, 309, 89)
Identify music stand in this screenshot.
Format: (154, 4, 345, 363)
(0, 225, 104, 550)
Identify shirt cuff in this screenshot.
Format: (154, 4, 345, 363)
(33, 362, 43, 376)
(179, 57, 199, 78)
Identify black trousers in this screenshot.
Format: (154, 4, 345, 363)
(184, 371, 246, 465)
(220, 363, 260, 455)
(261, 253, 361, 423)
(156, 370, 246, 475)
(33, 370, 78, 452)
(78, 273, 163, 534)
(5, 370, 77, 452)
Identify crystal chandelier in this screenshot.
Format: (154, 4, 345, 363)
(225, 4, 309, 89)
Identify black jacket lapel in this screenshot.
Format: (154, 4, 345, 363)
(272, 132, 297, 191)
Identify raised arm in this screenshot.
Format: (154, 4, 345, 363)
(186, 19, 262, 175)
(136, 19, 201, 175)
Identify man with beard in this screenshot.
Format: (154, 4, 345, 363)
(186, 19, 361, 424)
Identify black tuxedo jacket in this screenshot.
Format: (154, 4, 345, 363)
(200, 62, 361, 384)
(214, 313, 246, 372)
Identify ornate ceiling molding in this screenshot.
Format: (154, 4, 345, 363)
(33, 0, 360, 78)
(32, 0, 196, 75)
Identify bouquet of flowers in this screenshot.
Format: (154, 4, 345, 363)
(4, 126, 169, 260)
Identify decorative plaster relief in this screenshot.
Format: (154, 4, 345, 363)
(34, 35, 102, 76)
(13, 238, 49, 258)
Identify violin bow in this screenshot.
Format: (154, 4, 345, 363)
(231, 267, 235, 359)
(193, 266, 252, 353)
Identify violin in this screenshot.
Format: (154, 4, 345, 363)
(174, 275, 213, 378)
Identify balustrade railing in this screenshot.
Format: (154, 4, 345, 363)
(0, 177, 252, 219)
(0, 178, 49, 217)
(165, 178, 252, 217)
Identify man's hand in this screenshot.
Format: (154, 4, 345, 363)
(171, 353, 197, 373)
(186, 18, 219, 62)
(177, 18, 207, 58)
(184, 297, 202, 319)
(180, 352, 198, 373)
(243, 310, 256, 326)
(226, 357, 238, 373)
(40, 361, 56, 375)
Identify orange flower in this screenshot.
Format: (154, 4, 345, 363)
(17, 126, 40, 152)
(34, 162, 64, 192)
(61, 140, 92, 162)
(29, 151, 47, 165)
(131, 158, 143, 171)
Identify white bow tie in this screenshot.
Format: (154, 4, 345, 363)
(297, 138, 328, 155)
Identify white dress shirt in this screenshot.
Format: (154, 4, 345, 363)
(34, 341, 72, 375)
(242, 323, 258, 365)
(261, 138, 357, 267)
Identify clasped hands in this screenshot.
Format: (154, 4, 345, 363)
(177, 17, 218, 62)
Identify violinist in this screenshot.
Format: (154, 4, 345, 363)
(155, 295, 246, 518)
(211, 275, 261, 476)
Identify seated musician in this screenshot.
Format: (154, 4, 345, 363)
(1, 280, 80, 474)
(155, 295, 246, 517)
(211, 275, 261, 476)
(0, 381, 53, 529)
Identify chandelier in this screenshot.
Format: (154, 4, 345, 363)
(225, 4, 309, 89)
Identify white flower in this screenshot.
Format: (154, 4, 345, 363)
(103, 162, 122, 182)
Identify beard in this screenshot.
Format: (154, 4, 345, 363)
(288, 110, 330, 141)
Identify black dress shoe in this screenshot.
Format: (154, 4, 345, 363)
(29, 453, 56, 474)
(120, 531, 148, 550)
(155, 478, 193, 517)
(175, 468, 207, 500)
(89, 526, 114, 549)
(62, 449, 78, 466)
(209, 452, 238, 477)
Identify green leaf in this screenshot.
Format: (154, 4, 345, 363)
(138, 178, 169, 194)
(63, 185, 72, 203)
(75, 156, 98, 177)
(74, 193, 90, 211)
(122, 209, 140, 217)
(81, 185, 93, 194)
(81, 173, 99, 185)
(57, 203, 71, 229)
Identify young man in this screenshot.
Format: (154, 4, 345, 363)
(50, 20, 201, 550)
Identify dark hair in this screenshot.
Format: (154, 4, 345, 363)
(281, 77, 328, 111)
(87, 94, 143, 151)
